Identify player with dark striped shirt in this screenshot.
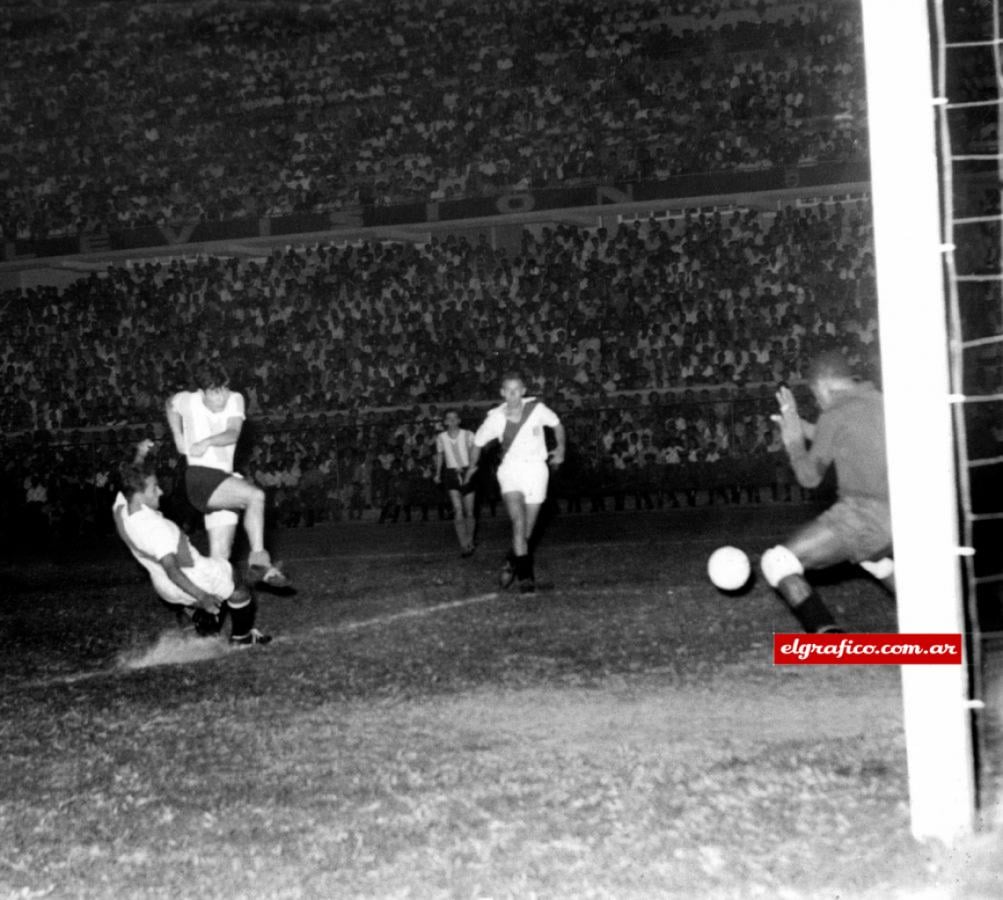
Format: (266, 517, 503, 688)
(433, 409, 478, 557)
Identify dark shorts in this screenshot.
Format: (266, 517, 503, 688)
(814, 495, 892, 564)
(442, 468, 475, 495)
(185, 465, 232, 514)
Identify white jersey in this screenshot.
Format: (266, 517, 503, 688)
(170, 390, 244, 472)
(474, 397, 560, 463)
(112, 492, 232, 606)
(113, 492, 197, 600)
(435, 428, 474, 469)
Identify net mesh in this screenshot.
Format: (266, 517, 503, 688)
(935, 0, 1003, 825)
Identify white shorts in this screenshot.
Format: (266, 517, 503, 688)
(497, 458, 549, 505)
(150, 556, 234, 607)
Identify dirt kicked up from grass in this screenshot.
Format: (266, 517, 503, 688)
(0, 509, 1001, 899)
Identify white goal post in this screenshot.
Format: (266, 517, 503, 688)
(860, 0, 976, 841)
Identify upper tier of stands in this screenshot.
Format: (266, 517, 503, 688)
(2, 0, 866, 247)
(1, 201, 878, 435)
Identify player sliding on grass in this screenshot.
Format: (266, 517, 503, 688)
(433, 409, 478, 557)
(112, 441, 271, 645)
(466, 373, 565, 594)
(166, 362, 293, 595)
(762, 351, 894, 633)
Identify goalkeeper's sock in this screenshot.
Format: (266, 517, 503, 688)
(777, 574, 839, 633)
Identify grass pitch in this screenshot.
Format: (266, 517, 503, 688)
(0, 506, 993, 898)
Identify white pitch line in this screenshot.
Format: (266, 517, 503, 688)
(285, 550, 463, 563)
(547, 586, 671, 598)
(19, 669, 112, 689)
(14, 593, 502, 689)
(303, 592, 500, 639)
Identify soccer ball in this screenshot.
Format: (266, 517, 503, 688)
(707, 546, 752, 592)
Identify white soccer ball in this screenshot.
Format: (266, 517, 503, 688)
(707, 545, 752, 592)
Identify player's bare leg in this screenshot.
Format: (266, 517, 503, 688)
(448, 489, 476, 556)
(519, 502, 544, 592)
(206, 521, 238, 561)
(499, 492, 525, 590)
(761, 520, 847, 633)
(499, 493, 541, 593)
(461, 491, 477, 553)
(206, 476, 294, 593)
(523, 502, 542, 550)
(450, 493, 467, 551)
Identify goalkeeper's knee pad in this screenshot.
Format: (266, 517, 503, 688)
(760, 545, 804, 588)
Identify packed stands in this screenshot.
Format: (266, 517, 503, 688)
(2, 0, 866, 243)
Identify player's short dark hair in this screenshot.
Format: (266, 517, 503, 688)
(194, 361, 230, 390)
(807, 351, 855, 384)
(500, 371, 526, 387)
(119, 460, 156, 498)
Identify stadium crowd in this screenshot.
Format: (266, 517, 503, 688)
(1, 0, 866, 241)
(1, 199, 876, 544)
(0, 0, 893, 546)
(1, 202, 879, 433)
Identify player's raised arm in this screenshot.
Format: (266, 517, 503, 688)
(772, 386, 824, 488)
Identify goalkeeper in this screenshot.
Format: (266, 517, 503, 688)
(761, 352, 894, 633)
(112, 441, 271, 645)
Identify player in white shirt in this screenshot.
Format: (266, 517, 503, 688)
(433, 409, 478, 556)
(112, 441, 270, 645)
(466, 374, 565, 593)
(166, 362, 293, 593)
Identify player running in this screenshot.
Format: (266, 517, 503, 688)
(466, 374, 565, 594)
(166, 362, 293, 594)
(433, 409, 478, 557)
(761, 352, 894, 633)
(112, 441, 271, 645)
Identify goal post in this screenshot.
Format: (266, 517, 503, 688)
(859, 0, 976, 841)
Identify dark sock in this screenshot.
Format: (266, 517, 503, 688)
(227, 591, 256, 638)
(777, 574, 838, 633)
